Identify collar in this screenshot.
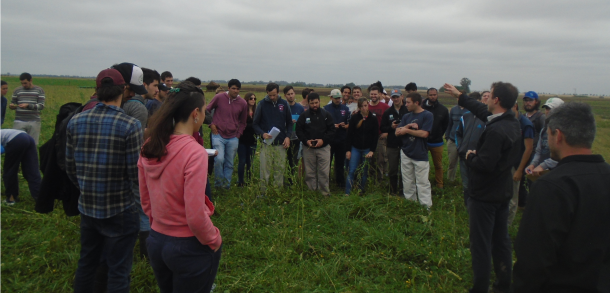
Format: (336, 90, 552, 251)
(557, 154, 605, 167)
(95, 102, 125, 113)
(487, 112, 503, 122)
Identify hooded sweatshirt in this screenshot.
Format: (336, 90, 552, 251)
(421, 98, 449, 146)
(138, 135, 222, 250)
(206, 92, 248, 139)
(252, 95, 293, 145)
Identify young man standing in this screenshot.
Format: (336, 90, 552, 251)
(142, 68, 160, 104)
(421, 88, 449, 189)
(67, 69, 143, 292)
(207, 79, 248, 189)
(299, 88, 312, 110)
(368, 86, 390, 181)
(146, 83, 170, 118)
(9, 73, 45, 145)
(445, 101, 468, 182)
(296, 93, 335, 196)
(283, 85, 304, 185)
(381, 89, 409, 195)
(252, 83, 293, 193)
(160, 71, 173, 88)
(444, 82, 521, 293)
(341, 85, 357, 113)
(404, 82, 418, 105)
(395, 92, 433, 207)
(351, 86, 364, 114)
(513, 103, 610, 292)
(324, 89, 350, 188)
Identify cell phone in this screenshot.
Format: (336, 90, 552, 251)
(311, 140, 318, 147)
(393, 119, 401, 124)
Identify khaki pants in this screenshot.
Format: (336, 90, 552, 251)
(446, 139, 459, 182)
(401, 152, 432, 207)
(427, 145, 444, 188)
(13, 120, 41, 145)
(260, 144, 286, 192)
(370, 137, 387, 181)
(508, 167, 520, 226)
(303, 145, 331, 196)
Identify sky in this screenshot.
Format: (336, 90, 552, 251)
(2, 0, 609, 95)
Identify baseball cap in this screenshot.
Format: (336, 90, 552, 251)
(383, 89, 388, 95)
(542, 97, 564, 109)
(96, 69, 125, 88)
(110, 63, 148, 95)
(158, 83, 170, 91)
(330, 89, 342, 98)
(523, 91, 539, 100)
(390, 89, 401, 97)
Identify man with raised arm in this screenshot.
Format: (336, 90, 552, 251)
(444, 82, 521, 293)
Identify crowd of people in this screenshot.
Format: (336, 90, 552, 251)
(1, 67, 608, 293)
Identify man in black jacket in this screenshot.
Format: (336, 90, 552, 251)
(421, 88, 449, 189)
(380, 89, 409, 195)
(296, 93, 336, 196)
(444, 82, 521, 293)
(513, 102, 609, 293)
(323, 90, 350, 188)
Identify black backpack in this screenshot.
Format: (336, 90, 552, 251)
(54, 100, 99, 171)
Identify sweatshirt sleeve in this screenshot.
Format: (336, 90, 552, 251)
(237, 101, 248, 138)
(285, 102, 293, 138)
(295, 113, 308, 145)
(531, 132, 543, 167)
(345, 115, 357, 151)
(138, 158, 153, 224)
(252, 102, 265, 135)
(184, 152, 222, 250)
(380, 110, 391, 134)
(323, 112, 336, 144)
(513, 180, 573, 292)
(28, 88, 46, 111)
(206, 95, 218, 114)
(445, 107, 455, 139)
(458, 93, 490, 122)
(441, 106, 449, 138)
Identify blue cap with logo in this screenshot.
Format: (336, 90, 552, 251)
(523, 91, 539, 100)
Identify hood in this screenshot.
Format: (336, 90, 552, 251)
(140, 135, 197, 180)
(263, 95, 283, 105)
(220, 92, 240, 104)
(132, 94, 146, 103)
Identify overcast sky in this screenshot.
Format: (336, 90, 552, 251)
(2, 0, 609, 95)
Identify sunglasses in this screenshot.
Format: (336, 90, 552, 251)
(249, 97, 256, 100)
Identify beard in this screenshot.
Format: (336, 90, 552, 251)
(524, 103, 539, 112)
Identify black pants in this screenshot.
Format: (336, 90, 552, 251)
(2, 133, 41, 201)
(518, 178, 529, 207)
(467, 198, 512, 293)
(286, 139, 300, 185)
(329, 142, 346, 187)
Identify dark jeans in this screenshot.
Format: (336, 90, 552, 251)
(467, 198, 512, 293)
(74, 206, 139, 293)
(2, 133, 41, 201)
(237, 143, 256, 185)
(147, 230, 222, 293)
(329, 142, 346, 187)
(459, 159, 469, 206)
(518, 178, 529, 207)
(286, 140, 300, 185)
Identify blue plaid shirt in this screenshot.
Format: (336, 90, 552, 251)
(66, 103, 143, 219)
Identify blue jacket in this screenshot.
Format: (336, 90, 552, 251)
(455, 111, 486, 158)
(252, 96, 293, 145)
(323, 102, 350, 144)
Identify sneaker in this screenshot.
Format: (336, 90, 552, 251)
(210, 283, 217, 293)
(3, 199, 15, 206)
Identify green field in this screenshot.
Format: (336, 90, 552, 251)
(2, 76, 609, 292)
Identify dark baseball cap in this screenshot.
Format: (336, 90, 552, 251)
(95, 69, 125, 88)
(110, 63, 147, 95)
(158, 83, 170, 91)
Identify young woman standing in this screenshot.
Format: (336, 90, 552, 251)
(345, 97, 378, 196)
(237, 92, 257, 186)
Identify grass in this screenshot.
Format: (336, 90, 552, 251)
(1, 77, 609, 292)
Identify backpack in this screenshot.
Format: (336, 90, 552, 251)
(54, 100, 98, 171)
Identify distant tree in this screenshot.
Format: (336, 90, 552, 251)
(460, 78, 471, 93)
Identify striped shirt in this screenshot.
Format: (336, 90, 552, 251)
(65, 103, 143, 219)
(11, 86, 45, 122)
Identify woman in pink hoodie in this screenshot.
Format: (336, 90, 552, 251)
(139, 82, 222, 293)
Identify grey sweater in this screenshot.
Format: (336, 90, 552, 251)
(122, 95, 148, 128)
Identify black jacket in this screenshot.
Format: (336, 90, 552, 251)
(513, 155, 610, 293)
(239, 112, 257, 146)
(346, 112, 379, 151)
(458, 94, 521, 203)
(421, 98, 449, 144)
(323, 102, 350, 144)
(295, 108, 335, 148)
(380, 105, 409, 148)
(252, 96, 293, 145)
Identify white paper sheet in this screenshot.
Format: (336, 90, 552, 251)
(264, 127, 281, 145)
(206, 149, 217, 156)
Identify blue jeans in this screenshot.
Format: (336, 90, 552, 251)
(211, 134, 239, 189)
(237, 143, 256, 185)
(147, 230, 222, 293)
(2, 133, 40, 201)
(345, 147, 370, 195)
(74, 206, 139, 293)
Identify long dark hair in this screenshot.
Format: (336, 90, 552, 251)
(244, 92, 256, 121)
(141, 81, 205, 161)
